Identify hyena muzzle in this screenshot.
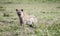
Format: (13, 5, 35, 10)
(16, 9, 38, 27)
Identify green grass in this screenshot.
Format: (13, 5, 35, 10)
(0, 0, 60, 4)
(0, 0, 60, 36)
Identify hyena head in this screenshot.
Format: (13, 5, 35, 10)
(16, 9, 23, 17)
(16, 9, 23, 25)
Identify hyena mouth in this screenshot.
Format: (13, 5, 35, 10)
(17, 13, 21, 16)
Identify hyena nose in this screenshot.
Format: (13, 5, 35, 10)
(17, 12, 21, 16)
(18, 13, 21, 16)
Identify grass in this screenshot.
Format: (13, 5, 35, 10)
(0, 0, 60, 36)
(0, 0, 60, 4)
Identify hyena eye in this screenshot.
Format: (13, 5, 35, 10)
(16, 9, 18, 11)
(21, 9, 23, 12)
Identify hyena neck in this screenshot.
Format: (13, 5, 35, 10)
(19, 17, 23, 25)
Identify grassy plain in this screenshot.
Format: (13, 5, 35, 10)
(0, 0, 60, 36)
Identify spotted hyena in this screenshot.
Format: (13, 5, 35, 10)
(16, 9, 38, 27)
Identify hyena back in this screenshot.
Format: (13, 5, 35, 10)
(16, 9, 38, 26)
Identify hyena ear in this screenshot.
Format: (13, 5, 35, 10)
(16, 9, 18, 11)
(21, 9, 23, 12)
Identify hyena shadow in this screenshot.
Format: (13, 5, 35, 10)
(16, 9, 38, 27)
